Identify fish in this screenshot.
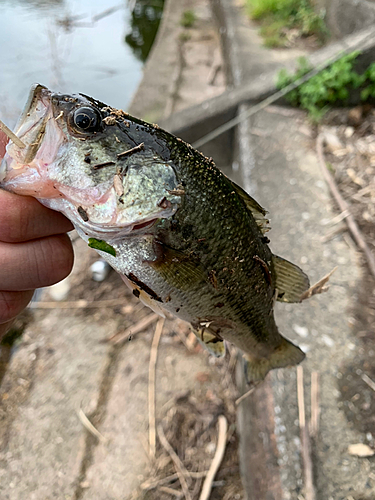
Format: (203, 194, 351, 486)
(0, 84, 312, 383)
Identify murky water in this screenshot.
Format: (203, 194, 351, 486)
(0, 0, 163, 126)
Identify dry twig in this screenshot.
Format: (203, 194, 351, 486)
(29, 298, 127, 309)
(199, 415, 228, 500)
(141, 471, 208, 491)
(157, 424, 192, 500)
(159, 486, 184, 498)
(106, 313, 159, 344)
(361, 373, 375, 392)
(297, 366, 315, 500)
(299, 267, 337, 301)
(317, 134, 375, 279)
(235, 381, 261, 405)
(77, 404, 107, 443)
(310, 371, 320, 438)
(149, 317, 165, 457)
(0, 118, 26, 149)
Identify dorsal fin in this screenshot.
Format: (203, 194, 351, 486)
(230, 180, 270, 234)
(272, 255, 310, 303)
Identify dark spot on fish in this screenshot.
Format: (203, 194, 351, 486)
(214, 302, 224, 308)
(128, 335, 133, 342)
(157, 197, 172, 209)
(176, 307, 180, 313)
(132, 289, 140, 298)
(128, 272, 162, 302)
(91, 161, 116, 170)
(261, 236, 270, 244)
(77, 206, 89, 222)
(253, 255, 272, 285)
(84, 155, 91, 164)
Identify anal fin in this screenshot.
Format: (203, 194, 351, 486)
(243, 337, 305, 384)
(273, 255, 310, 303)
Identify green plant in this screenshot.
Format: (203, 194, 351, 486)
(361, 62, 375, 100)
(180, 10, 196, 28)
(276, 52, 372, 121)
(245, 0, 327, 47)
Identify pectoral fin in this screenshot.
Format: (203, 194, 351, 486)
(272, 255, 310, 303)
(148, 241, 207, 291)
(244, 337, 305, 384)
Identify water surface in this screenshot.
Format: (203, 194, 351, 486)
(0, 0, 160, 125)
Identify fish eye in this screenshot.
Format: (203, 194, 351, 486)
(73, 107, 101, 133)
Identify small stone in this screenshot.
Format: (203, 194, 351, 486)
(321, 334, 334, 347)
(348, 443, 375, 457)
(90, 260, 111, 282)
(345, 126, 354, 138)
(293, 325, 309, 337)
(323, 130, 343, 153)
(348, 106, 363, 126)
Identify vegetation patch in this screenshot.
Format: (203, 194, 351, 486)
(180, 10, 196, 28)
(277, 52, 375, 121)
(246, 0, 327, 48)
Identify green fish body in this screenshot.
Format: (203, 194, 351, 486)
(0, 84, 310, 382)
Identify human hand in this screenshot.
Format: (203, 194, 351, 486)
(0, 131, 74, 339)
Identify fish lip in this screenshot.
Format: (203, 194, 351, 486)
(15, 84, 49, 131)
(13, 84, 52, 163)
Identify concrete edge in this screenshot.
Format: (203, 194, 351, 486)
(160, 23, 375, 137)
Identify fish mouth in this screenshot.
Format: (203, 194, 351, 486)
(14, 84, 52, 164)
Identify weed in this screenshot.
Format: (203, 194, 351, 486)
(180, 10, 196, 28)
(246, 0, 327, 47)
(179, 31, 192, 42)
(276, 52, 375, 121)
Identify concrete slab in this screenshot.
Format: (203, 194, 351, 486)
(240, 107, 371, 499)
(216, 0, 375, 496)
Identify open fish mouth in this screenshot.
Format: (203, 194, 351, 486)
(1, 84, 182, 240)
(11, 84, 52, 164)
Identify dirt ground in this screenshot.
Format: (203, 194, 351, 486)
(320, 107, 375, 444)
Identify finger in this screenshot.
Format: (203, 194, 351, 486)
(0, 190, 74, 243)
(0, 130, 9, 159)
(0, 233, 74, 290)
(0, 290, 34, 325)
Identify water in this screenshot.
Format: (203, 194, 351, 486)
(0, 0, 163, 126)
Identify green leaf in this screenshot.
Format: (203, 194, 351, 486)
(88, 238, 116, 257)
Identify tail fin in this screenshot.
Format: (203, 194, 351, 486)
(244, 337, 305, 384)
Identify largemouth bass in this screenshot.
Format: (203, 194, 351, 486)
(0, 84, 311, 383)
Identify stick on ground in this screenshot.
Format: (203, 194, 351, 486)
(297, 366, 316, 500)
(77, 404, 107, 443)
(157, 423, 192, 500)
(310, 371, 320, 437)
(106, 313, 159, 344)
(149, 317, 165, 458)
(317, 134, 375, 279)
(199, 415, 228, 500)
